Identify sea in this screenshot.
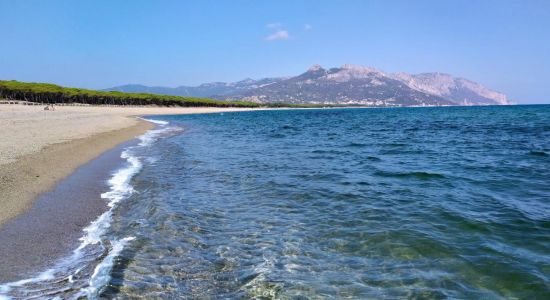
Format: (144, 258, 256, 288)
(1, 105, 549, 299)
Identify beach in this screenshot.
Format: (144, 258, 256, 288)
(0, 104, 263, 283)
(0, 104, 259, 227)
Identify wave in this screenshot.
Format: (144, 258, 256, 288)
(375, 170, 446, 180)
(346, 142, 367, 148)
(83, 236, 136, 299)
(529, 150, 548, 157)
(0, 118, 171, 300)
(139, 117, 169, 126)
(366, 156, 382, 161)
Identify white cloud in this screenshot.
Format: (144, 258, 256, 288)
(265, 30, 290, 41)
(304, 24, 312, 31)
(267, 22, 282, 29)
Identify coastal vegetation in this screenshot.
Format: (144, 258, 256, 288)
(0, 80, 312, 108)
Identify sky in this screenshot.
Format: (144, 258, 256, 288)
(0, 0, 549, 103)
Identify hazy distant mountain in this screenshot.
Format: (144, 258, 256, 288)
(390, 72, 509, 105)
(106, 78, 285, 98)
(106, 64, 509, 106)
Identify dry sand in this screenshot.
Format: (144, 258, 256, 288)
(0, 104, 260, 226)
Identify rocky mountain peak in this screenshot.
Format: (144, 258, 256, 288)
(340, 64, 381, 74)
(308, 64, 324, 72)
(324, 64, 385, 82)
(390, 72, 508, 105)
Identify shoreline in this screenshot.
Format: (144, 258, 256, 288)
(0, 139, 135, 282)
(0, 105, 263, 227)
(0, 119, 153, 227)
(0, 104, 262, 283)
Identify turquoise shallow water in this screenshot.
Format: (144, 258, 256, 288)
(3, 106, 550, 299)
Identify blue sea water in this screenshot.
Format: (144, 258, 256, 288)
(2, 106, 550, 299)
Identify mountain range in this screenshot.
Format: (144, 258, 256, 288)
(106, 64, 509, 106)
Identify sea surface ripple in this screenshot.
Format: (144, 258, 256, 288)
(108, 106, 550, 299)
(4, 106, 550, 299)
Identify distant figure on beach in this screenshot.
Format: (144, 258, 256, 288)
(44, 104, 55, 111)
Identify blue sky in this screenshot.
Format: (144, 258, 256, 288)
(0, 0, 549, 103)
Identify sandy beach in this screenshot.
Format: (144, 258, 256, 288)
(0, 140, 133, 282)
(0, 104, 260, 227)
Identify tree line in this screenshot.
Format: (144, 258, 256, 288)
(0, 80, 262, 107)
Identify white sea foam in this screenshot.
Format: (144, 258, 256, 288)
(139, 117, 169, 125)
(0, 118, 171, 299)
(83, 236, 136, 299)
